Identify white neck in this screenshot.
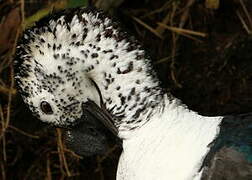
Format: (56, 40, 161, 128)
(117, 95, 222, 180)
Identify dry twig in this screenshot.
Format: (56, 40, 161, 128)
(56, 128, 71, 177)
(157, 23, 207, 38)
(131, 16, 163, 39)
(46, 154, 52, 180)
(237, 0, 252, 34)
(239, 0, 252, 27)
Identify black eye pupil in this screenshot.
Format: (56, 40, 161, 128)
(40, 101, 53, 114)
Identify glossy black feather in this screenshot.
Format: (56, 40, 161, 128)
(202, 113, 252, 179)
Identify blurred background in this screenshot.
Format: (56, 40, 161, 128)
(0, 0, 252, 179)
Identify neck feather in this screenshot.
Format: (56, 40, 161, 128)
(66, 11, 166, 131)
(117, 96, 222, 179)
(86, 42, 165, 132)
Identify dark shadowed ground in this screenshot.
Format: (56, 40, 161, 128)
(0, 0, 251, 179)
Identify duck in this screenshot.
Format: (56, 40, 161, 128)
(14, 7, 252, 180)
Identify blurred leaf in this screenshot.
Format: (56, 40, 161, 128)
(25, 8, 52, 27)
(0, 5, 22, 58)
(205, 0, 219, 9)
(24, 0, 68, 28)
(67, 0, 88, 8)
(24, 0, 88, 28)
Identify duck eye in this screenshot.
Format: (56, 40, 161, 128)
(40, 101, 53, 114)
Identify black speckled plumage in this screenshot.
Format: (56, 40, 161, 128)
(14, 7, 165, 130)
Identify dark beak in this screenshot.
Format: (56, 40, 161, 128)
(64, 99, 122, 156)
